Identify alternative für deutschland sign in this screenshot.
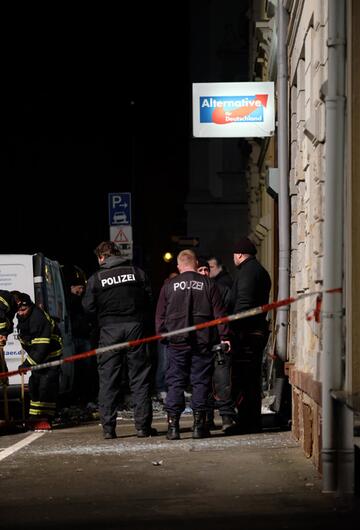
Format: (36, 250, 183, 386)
(192, 82, 275, 138)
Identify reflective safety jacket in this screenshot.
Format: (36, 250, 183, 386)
(155, 270, 230, 347)
(0, 290, 17, 336)
(82, 256, 153, 325)
(17, 305, 63, 367)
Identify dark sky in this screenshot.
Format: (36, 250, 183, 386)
(2, 4, 190, 292)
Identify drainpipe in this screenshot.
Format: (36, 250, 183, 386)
(275, 3, 290, 366)
(322, 0, 353, 494)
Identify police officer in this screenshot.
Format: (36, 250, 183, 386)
(155, 249, 231, 440)
(82, 241, 156, 439)
(14, 292, 63, 431)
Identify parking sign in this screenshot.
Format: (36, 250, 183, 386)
(108, 192, 131, 226)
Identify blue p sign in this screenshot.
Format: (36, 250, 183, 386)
(108, 192, 132, 226)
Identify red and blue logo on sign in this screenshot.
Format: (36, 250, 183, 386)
(199, 94, 269, 124)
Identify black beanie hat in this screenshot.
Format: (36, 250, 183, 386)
(233, 236, 257, 255)
(197, 257, 210, 271)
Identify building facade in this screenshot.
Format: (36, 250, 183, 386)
(250, 0, 359, 493)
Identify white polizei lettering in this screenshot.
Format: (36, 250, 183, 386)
(101, 273, 136, 287)
(121, 274, 136, 282)
(101, 277, 114, 287)
(173, 280, 204, 291)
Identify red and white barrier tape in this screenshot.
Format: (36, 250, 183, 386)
(0, 287, 342, 381)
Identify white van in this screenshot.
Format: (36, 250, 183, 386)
(0, 253, 75, 412)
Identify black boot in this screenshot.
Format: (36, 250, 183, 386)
(166, 414, 180, 440)
(205, 409, 217, 430)
(221, 415, 241, 435)
(192, 411, 210, 439)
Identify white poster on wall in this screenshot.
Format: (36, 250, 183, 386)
(192, 82, 275, 138)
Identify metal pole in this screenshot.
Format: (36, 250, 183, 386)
(322, 0, 352, 494)
(0, 346, 9, 422)
(276, 0, 290, 362)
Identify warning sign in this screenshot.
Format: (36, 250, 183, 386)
(110, 225, 133, 260)
(114, 228, 129, 243)
(110, 225, 132, 244)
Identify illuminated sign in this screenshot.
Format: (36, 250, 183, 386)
(192, 82, 275, 138)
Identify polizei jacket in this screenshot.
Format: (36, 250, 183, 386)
(155, 270, 230, 347)
(82, 256, 153, 325)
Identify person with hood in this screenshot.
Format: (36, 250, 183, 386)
(82, 241, 156, 439)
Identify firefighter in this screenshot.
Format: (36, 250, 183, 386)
(0, 289, 17, 344)
(14, 292, 63, 431)
(0, 290, 17, 419)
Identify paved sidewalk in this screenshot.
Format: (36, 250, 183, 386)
(0, 411, 359, 529)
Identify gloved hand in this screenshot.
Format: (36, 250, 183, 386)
(18, 360, 30, 371)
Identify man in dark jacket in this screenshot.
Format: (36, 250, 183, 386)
(197, 258, 235, 432)
(14, 292, 63, 431)
(68, 276, 98, 408)
(82, 241, 155, 439)
(155, 249, 231, 440)
(229, 236, 271, 433)
(208, 255, 233, 291)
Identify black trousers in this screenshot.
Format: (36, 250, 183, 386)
(97, 321, 153, 433)
(231, 331, 268, 432)
(28, 366, 60, 419)
(165, 344, 213, 416)
(210, 351, 236, 417)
